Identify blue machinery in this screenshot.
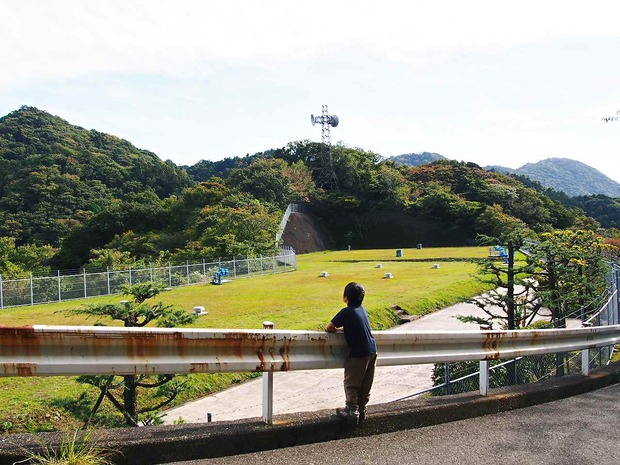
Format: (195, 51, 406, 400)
(211, 266, 230, 285)
(490, 245, 511, 264)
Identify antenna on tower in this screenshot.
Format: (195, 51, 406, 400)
(601, 110, 620, 123)
(310, 105, 339, 189)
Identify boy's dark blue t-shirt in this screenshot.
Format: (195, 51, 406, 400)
(331, 305, 377, 357)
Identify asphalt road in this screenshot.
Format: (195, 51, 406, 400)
(167, 382, 620, 465)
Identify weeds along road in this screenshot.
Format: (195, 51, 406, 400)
(162, 300, 507, 425)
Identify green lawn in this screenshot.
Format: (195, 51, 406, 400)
(0, 247, 492, 433)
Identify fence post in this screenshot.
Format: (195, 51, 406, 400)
(186, 261, 190, 286)
(247, 258, 250, 276)
(612, 288, 618, 326)
(58, 270, 62, 302)
(581, 349, 590, 375)
(168, 263, 172, 287)
(0, 274, 3, 309)
(479, 360, 490, 396)
(202, 259, 206, 283)
(107, 267, 111, 295)
(83, 268, 87, 298)
(30, 273, 34, 306)
(262, 321, 275, 424)
(444, 363, 450, 395)
(233, 257, 237, 279)
(260, 256, 263, 274)
(150, 263, 154, 282)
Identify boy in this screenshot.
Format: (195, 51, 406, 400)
(326, 282, 378, 426)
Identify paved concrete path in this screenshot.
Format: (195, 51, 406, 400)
(169, 382, 620, 465)
(162, 300, 577, 425)
(162, 301, 496, 425)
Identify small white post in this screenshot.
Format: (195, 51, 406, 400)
(106, 267, 111, 295)
(233, 257, 237, 279)
(262, 320, 275, 425)
(186, 261, 190, 285)
(479, 360, 490, 396)
(30, 273, 34, 305)
(58, 270, 62, 301)
(0, 273, 3, 309)
(83, 268, 87, 298)
(581, 349, 590, 376)
(262, 371, 274, 425)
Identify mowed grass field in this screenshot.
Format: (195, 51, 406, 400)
(0, 246, 492, 432)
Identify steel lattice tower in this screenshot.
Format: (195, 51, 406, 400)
(310, 105, 340, 189)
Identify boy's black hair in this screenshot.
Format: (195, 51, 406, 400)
(344, 282, 365, 308)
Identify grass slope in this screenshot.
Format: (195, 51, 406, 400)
(0, 247, 491, 433)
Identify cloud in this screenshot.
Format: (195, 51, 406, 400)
(2, 1, 620, 88)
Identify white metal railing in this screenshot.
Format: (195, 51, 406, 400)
(275, 203, 302, 245)
(1, 324, 619, 423)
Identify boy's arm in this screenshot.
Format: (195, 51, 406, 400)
(325, 321, 338, 332)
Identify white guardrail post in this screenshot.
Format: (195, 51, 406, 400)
(479, 360, 490, 396)
(262, 320, 276, 425)
(581, 349, 590, 376)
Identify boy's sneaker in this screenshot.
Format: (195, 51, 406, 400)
(336, 406, 359, 426)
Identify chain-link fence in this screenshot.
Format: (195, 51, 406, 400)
(403, 285, 620, 400)
(0, 247, 297, 309)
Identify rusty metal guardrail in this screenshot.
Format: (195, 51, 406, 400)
(2, 324, 619, 422)
(2, 324, 619, 376)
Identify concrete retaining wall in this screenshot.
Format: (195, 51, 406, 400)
(1, 362, 619, 465)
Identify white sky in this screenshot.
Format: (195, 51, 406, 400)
(1, 1, 620, 182)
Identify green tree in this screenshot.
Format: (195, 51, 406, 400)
(527, 229, 610, 328)
(193, 192, 280, 257)
(283, 160, 316, 203)
(459, 211, 536, 330)
(53, 190, 166, 268)
(0, 236, 55, 278)
(227, 158, 293, 209)
(67, 282, 197, 426)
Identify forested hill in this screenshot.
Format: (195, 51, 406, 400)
(388, 152, 446, 167)
(0, 106, 192, 246)
(0, 107, 609, 276)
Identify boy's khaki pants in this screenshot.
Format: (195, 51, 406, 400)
(344, 353, 378, 412)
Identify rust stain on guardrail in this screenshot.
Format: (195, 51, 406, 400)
(482, 332, 504, 360)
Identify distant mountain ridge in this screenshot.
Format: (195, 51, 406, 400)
(388, 153, 620, 198)
(486, 158, 620, 198)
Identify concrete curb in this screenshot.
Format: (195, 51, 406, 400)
(1, 362, 619, 465)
